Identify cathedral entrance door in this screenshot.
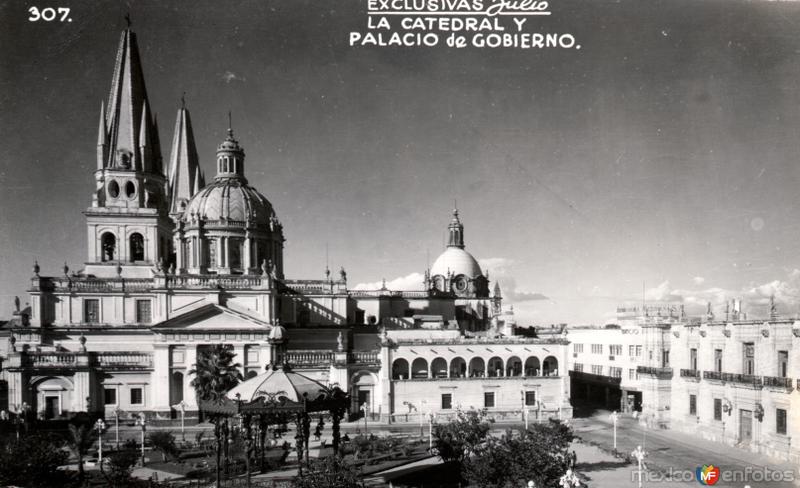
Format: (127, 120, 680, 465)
(44, 396, 59, 419)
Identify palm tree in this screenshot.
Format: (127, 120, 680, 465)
(66, 422, 93, 482)
(189, 344, 243, 488)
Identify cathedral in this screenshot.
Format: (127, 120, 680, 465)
(0, 26, 571, 423)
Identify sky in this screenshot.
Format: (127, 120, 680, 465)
(3, 0, 800, 325)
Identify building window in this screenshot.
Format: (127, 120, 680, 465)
(441, 393, 452, 410)
(610, 345, 622, 356)
(84, 299, 100, 323)
(524, 391, 536, 406)
(690, 348, 698, 371)
(573, 344, 583, 354)
(136, 300, 152, 324)
(743, 343, 754, 375)
(171, 347, 185, 365)
(484, 392, 495, 408)
(104, 388, 117, 405)
(662, 350, 670, 367)
(591, 344, 603, 354)
(777, 408, 787, 435)
(130, 387, 144, 406)
(778, 351, 788, 378)
(246, 347, 259, 365)
(629, 345, 635, 356)
(713, 398, 722, 421)
(610, 367, 622, 378)
(574, 363, 583, 372)
(629, 368, 637, 380)
(689, 394, 697, 416)
(714, 349, 723, 373)
(635, 345, 642, 357)
(101, 232, 116, 262)
(129, 233, 145, 262)
(591, 365, 603, 375)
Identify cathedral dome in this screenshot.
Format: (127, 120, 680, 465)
(430, 246, 483, 278)
(182, 179, 277, 226)
(180, 127, 280, 230)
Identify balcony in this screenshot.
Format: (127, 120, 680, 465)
(636, 366, 673, 379)
(703, 370, 723, 381)
(720, 373, 762, 388)
(349, 351, 380, 364)
(94, 352, 153, 370)
(23, 352, 79, 368)
(283, 350, 333, 367)
(763, 376, 792, 391)
(680, 369, 700, 380)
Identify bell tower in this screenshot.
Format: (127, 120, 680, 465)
(84, 24, 172, 278)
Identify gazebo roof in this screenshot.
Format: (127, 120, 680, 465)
(198, 364, 349, 416)
(226, 366, 329, 403)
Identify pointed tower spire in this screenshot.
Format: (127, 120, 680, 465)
(104, 25, 159, 173)
(168, 101, 200, 215)
(96, 100, 107, 170)
(139, 101, 152, 170)
(447, 207, 465, 248)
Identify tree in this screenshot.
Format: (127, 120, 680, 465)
(149, 430, 178, 462)
(103, 449, 139, 486)
(293, 456, 365, 488)
(0, 434, 70, 488)
(66, 422, 93, 482)
(432, 408, 494, 463)
(189, 344, 243, 487)
(464, 419, 576, 488)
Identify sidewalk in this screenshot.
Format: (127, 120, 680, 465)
(572, 441, 691, 488)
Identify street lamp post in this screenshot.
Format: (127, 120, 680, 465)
(172, 401, 187, 442)
(524, 407, 529, 430)
(114, 407, 123, 450)
(136, 415, 147, 466)
(428, 412, 435, 451)
(94, 419, 106, 467)
(360, 403, 368, 435)
(631, 445, 646, 488)
(609, 410, 619, 450)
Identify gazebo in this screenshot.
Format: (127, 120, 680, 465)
(199, 363, 350, 482)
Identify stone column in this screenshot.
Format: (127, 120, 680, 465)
(378, 343, 392, 423)
(233, 344, 246, 378)
(151, 345, 171, 412)
(183, 345, 198, 410)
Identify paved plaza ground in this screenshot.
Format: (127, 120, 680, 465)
(101, 409, 799, 487)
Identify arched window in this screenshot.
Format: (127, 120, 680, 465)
(468, 357, 485, 378)
(431, 358, 448, 378)
(411, 358, 429, 379)
(506, 356, 523, 376)
(488, 356, 504, 377)
(449, 357, 467, 378)
(170, 371, 184, 406)
(543, 356, 559, 377)
(129, 233, 145, 262)
(525, 357, 541, 376)
(101, 233, 116, 262)
(392, 359, 409, 380)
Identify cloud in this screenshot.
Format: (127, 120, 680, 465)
(692, 276, 705, 285)
(221, 71, 246, 83)
(479, 257, 549, 303)
(640, 270, 800, 319)
(353, 272, 425, 291)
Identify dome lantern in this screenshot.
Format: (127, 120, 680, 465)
(215, 116, 246, 181)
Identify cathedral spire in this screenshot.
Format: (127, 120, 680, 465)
(104, 25, 159, 173)
(168, 101, 200, 215)
(96, 100, 107, 170)
(447, 207, 465, 248)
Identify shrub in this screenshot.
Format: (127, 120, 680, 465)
(0, 434, 70, 488)
(149, 430, 178, 462)
(432, 408, 494, 462)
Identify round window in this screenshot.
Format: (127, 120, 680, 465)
(107, 180, 119, 198)
(125, 181, 136, 199)
(455, 276, 468, 292)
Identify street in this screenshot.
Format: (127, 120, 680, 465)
(571, 410, 797, 488)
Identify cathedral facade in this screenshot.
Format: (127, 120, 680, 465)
(0, 26, 571, 423)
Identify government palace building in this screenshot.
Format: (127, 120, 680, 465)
(0, 26, 572, 424)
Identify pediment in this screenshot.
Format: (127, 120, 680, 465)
(153, 303, 270, 331)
